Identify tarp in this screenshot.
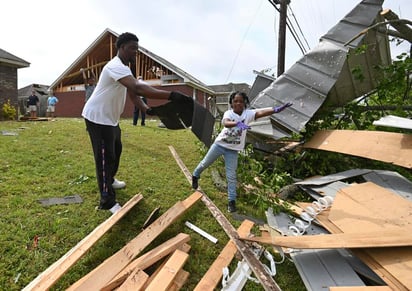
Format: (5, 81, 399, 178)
(149, 97, 215, 147)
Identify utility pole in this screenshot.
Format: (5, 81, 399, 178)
(277, 0, 289, 77)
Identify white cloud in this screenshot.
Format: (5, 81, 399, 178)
(0, 0, 410, 88)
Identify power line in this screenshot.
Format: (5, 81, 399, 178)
(287, 5, 311, 51)
(225, 0, 264, 83)
(267, 0, 310, 54)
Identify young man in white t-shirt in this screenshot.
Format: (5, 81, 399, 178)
(82, 32, 188, 213)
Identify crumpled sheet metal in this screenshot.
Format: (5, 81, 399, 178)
(250, 0, 387, 139)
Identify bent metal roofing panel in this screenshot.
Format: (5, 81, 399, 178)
(249, 0, 388, 139)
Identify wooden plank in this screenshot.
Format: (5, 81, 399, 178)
(349, 250, 407, 291)
(240, 229, 412, 249)
(169, 269, 190, 291)
(102, 233, 190, 291)
(316, 211, 408, 290)
(304, 187, 408, 290)
(327, 183, 412, 290)
(364, 247, 412, 290)
(116, 268, 148, 291)
(22, 193, 143, 291)
(303, 130, 412, 168)
(329, 286, 392, 291)
(328, 182, 412, 232)
(194, 219, 254, 290)
(134, 243, 190, 291)
(169, 145, 282, 291)
(67, 191, 202, 291)
(145, 249, 189, 291)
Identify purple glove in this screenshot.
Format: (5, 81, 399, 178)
(236, 121, 251, 131)
(273, 102, 293, 113)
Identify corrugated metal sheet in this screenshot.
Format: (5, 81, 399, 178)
(295, 169, 372, 186)
(249, 0, 390, 139)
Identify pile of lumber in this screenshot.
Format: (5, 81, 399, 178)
(23, 189, 274, 290)
(24, 192, 203, 290)
(23, 146, 283, 291)
(240, 181, 412, 290)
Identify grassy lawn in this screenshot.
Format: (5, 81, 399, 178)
(0, 117, 305, 290)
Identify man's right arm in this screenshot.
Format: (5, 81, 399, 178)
(119, 75, 170, 100)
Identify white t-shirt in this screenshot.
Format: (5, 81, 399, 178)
(82, 56, 131, 126)
(214, 108, 256, 151)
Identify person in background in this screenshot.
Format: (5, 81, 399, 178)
(27, 90, 39, 118)
(133, 96, 147, 126)
(191, 91, 292, 213)
(133, 77, 148, 126)
(82, 32, 189, 213)
(80, 68, 96, 102)
(46, 93, 59, 118)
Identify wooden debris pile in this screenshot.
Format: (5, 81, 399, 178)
(24, 192, 204, 290)
(238, 129, 412, 290)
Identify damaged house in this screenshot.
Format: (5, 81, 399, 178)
(48, 28, 215, 118)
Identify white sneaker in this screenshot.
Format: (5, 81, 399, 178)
(109, 202, 122, 214)
(112, 178, 126, 189)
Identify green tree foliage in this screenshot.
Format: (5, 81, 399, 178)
(232, 49, 412, 210)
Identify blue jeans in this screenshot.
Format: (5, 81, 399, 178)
(133, 106, 146, 125)
(193, 143, 238, 201)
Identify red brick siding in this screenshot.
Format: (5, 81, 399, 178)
(54, 84, 206, 118)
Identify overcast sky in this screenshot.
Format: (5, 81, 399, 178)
(1, 0, 411, 89)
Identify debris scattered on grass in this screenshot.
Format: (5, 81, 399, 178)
(69, 174, 90, 185)
(1, 130, 18, 136)
(27, 235, 39, 251)
(38, 195, 83, 206)
(14, 272, 21, 284)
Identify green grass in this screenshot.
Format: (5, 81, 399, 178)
(0, 118, 305, 290)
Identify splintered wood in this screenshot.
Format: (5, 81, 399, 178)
(68, 191, 202, 291)
(242, 182, 412, 290)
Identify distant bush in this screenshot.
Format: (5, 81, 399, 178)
(2, 99, 17, 120)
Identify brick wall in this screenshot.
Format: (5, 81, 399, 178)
(54, 84, 207, 118)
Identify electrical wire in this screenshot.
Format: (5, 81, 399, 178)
(225, 0, 264, 83)
(287, 5, 311, 51)
(267, 0, 310, 54)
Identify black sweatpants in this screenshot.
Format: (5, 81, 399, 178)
(85, 119, 122, 209)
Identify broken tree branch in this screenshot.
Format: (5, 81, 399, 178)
(344, 18, 412, 47)
(381, 9, 412, 43)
